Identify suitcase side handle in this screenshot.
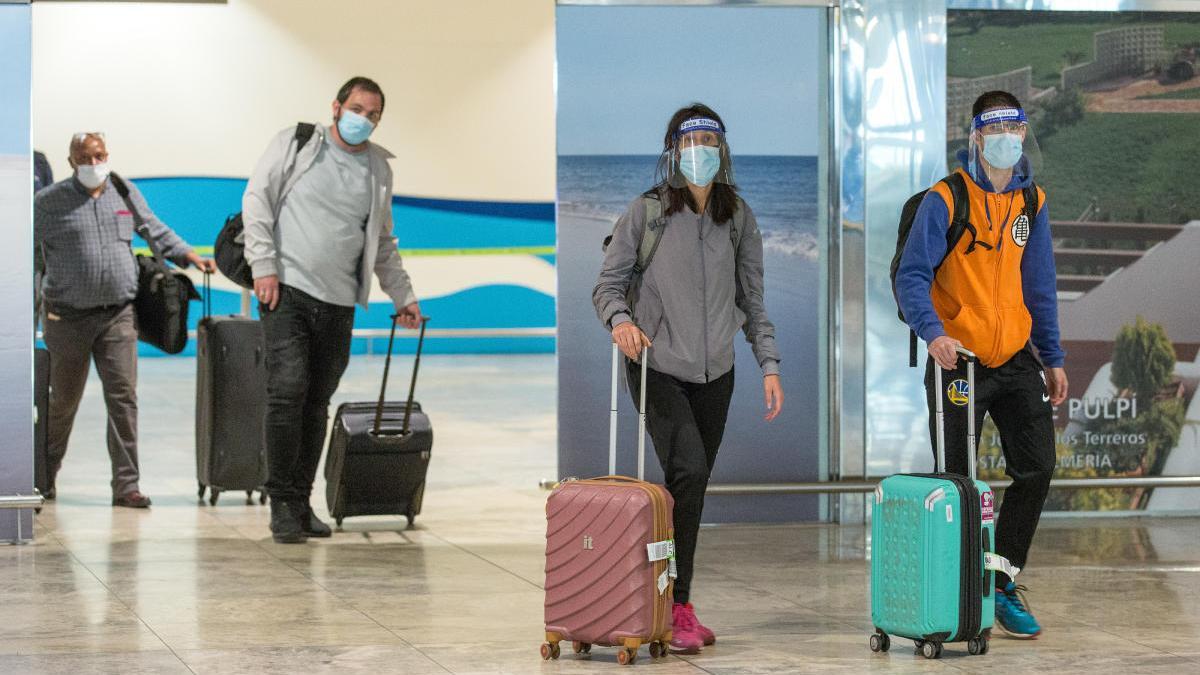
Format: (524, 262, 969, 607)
(608, 343, 649, 480)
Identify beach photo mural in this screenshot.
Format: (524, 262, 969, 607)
(947, 9, 1200, 512)
(555, 5, 824, 522)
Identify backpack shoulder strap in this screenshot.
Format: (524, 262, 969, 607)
(294, 122, 316, 152)
(1023, 182, 1039, 221)
(730, 198, 745, 253)
(942, 172, 991, 258)
(944, 172, 970, 226)
(635, 192, 666, 274)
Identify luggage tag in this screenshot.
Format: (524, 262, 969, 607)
(648, 539, 677, 595)
(984, 552, 1021, 580)
(647, 539, 674, 562)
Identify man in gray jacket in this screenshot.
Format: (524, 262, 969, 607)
(242, 76, 421, 543)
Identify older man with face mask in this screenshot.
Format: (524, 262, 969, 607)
(34, 132, 214, 507)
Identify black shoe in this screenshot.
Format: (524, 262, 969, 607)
(269, 499, 305, 544)
(112, 491, 152, 508)
(301, 503, 332, 538)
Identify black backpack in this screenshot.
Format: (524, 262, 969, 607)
(889, 172, 1038, 366)
(215, 123, 316, 289)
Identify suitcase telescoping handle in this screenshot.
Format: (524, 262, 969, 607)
(202, 271, 212, 319)
(373, 314, 430, 437)
(608, 343, 649, 480)
(934, 345, 978, 479)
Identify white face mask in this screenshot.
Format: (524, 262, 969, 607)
(76, 162, 110, 189)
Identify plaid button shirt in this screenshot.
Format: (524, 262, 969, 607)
(35, 176, 193, 311)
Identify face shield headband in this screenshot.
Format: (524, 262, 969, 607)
(972, 107, 1027, 131)
(674, 117, 725, 138)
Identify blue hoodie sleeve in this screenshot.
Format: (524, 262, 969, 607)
(1021, 196, 1065, 367)
(896, 191, 950, 344)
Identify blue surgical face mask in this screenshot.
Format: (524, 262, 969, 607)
(337, 109, 375, 146)
(678, 145, 721, 187)
(982, 133, 1023, 170)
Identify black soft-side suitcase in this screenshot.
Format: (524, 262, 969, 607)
(325, 316, 432, 528)
(195, 277, 268, 505)
(34, 347, 50, 501)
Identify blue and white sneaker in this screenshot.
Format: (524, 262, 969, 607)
(995, 582, 1042, 638)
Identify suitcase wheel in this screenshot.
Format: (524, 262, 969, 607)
(335, 518, 344, 529)
(259, 492, 268, 505)
(245, 490, 254, 505)
(572, 641, 591, 655)
(617, 647, 637, 666)
(869, 632, 891, 653)
(648, 641, 665, 658)
(918, 641, 942, 659)
(209, 489, 220, 506)
(968, 636, 988, 656)
(539, 642, 560, 660)
(197, 482, 206, 500)
(406, 512, 415, 528)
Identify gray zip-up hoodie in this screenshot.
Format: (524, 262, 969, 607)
(593, 194, 780, 383)
(242, 124, 416, 310)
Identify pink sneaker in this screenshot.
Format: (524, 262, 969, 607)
(670, 602, 704, 654)
(687, 603, 716, 645)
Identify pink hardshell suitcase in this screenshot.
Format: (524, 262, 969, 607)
(542, 345, 676, 666)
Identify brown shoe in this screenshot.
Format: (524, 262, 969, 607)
(113, 491, 152, 508)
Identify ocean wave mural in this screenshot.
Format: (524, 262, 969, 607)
(122, 177, 555, 356)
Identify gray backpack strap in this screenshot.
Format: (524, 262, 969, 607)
(635, 194, 666, 274)
(730, 200, 744, 253)
(730, 199, 746, 303)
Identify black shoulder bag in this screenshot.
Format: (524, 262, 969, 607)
(111, 174, 200, 355)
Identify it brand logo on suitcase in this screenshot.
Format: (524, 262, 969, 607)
(583, 535, 594, 550)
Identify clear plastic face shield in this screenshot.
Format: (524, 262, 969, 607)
(660, 117, 735, 188)
(967, 107, 1042, 186)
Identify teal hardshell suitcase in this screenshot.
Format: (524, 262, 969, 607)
(869, 349, 1012, 659)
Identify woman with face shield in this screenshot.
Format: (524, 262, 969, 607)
(894, 90, 1067, 640)
(592, 104, 784, 654)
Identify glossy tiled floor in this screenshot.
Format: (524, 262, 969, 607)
(3, 355, 1199, 674)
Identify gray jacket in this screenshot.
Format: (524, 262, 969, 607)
(593, 195, 780, 383)
(242, 124, 416, 310)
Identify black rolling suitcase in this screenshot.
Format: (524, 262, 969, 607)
(34, 347, 50, 502)
(195, 275, 268, 505)
(326, 316, 432, 528)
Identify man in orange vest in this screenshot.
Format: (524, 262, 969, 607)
(896, 90, 1068, 639)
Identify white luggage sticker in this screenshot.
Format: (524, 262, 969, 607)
(647, 540, 675, 562)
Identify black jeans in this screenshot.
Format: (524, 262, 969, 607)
(261, 285, 355, 501)
(924, 348, 1056, 586)
(627, 360, 735, 605)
